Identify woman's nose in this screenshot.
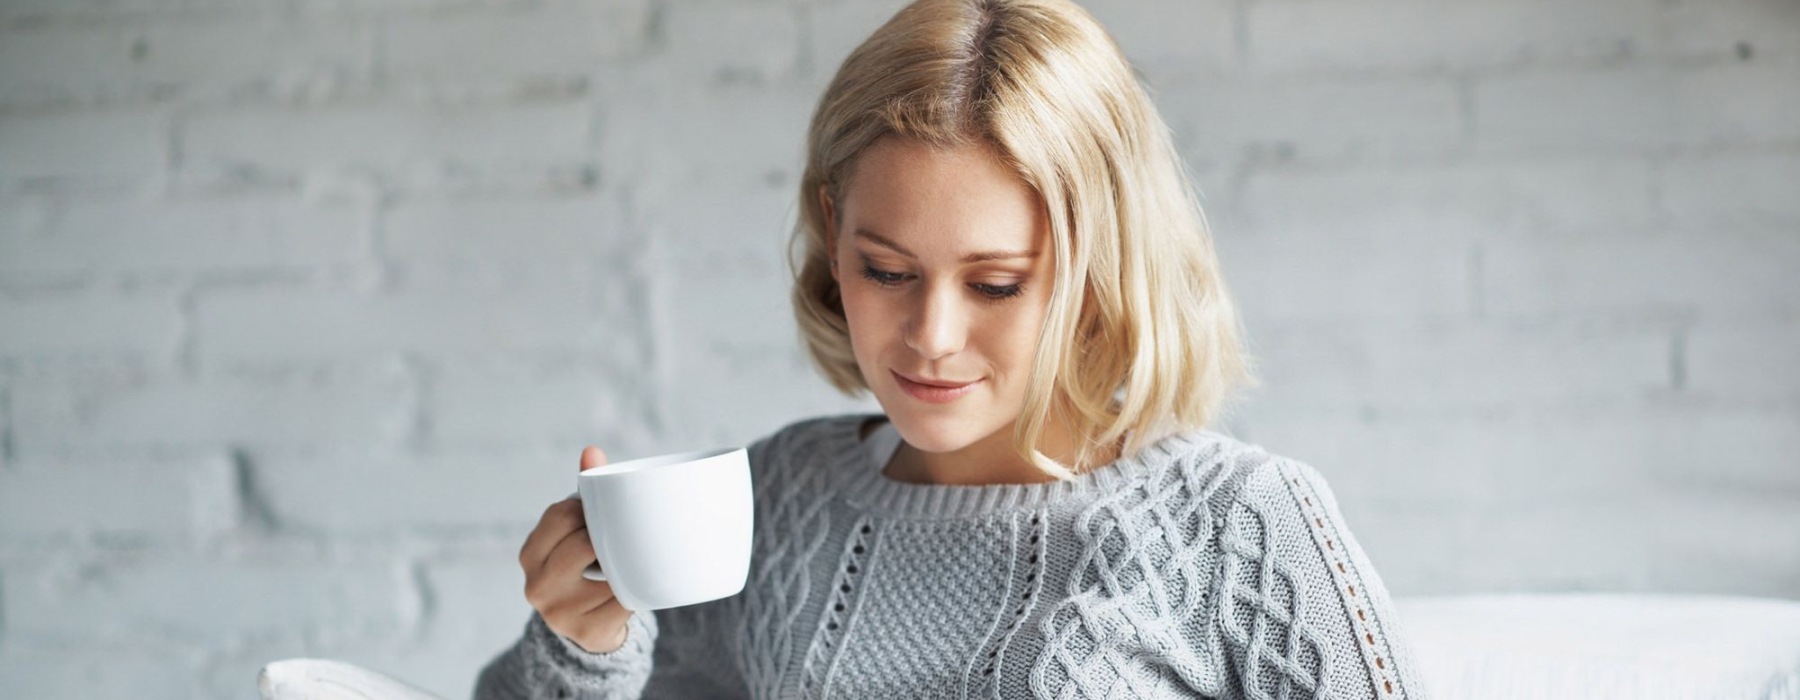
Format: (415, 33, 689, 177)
(904, 282, 967, 361)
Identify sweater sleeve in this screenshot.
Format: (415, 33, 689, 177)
(638, 597, 753, 697)
(471, 593, 753, 700)
(1213, 457, 1431, 700)
(472, 609, 659, 700)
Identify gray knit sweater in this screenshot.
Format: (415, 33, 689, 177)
(474, 413, 1430, 699)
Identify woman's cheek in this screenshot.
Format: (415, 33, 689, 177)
(841, 288, 887, 364)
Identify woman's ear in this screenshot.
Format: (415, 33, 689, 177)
(819, 184, 839, 281)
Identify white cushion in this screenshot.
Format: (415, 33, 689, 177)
(1396, 593, 1800, 700)
(258, 658, 445, 700)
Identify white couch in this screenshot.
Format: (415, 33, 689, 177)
(261, 593, 1800, 699)
(1396, 593, 1800, 699)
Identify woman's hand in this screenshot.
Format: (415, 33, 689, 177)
(518, 446, 633, 654)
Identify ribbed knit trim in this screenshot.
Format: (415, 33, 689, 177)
(827, 413, 1231, 520)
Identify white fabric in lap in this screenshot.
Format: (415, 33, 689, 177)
(259, 658, 446, 700)
(1396, 593, 1800, 700)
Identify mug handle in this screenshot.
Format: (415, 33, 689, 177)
(569, 492, 609, 582)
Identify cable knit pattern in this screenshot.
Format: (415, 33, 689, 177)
(739, 423, 844, 698)
(474, 413, 1430, 700)
(1217, 457, 1421, 700)
(1032, 433, 1243, 698)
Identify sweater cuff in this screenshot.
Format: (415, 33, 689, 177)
(524, 609, 658, 698)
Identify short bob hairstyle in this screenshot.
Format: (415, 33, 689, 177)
(790, 0, 1256, 479)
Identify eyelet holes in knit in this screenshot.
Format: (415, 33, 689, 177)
(1288, 473, 1398, 696)
(821, 521, 875, 640)
(977, 510, 1048, 682)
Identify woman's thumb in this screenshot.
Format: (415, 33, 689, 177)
(579, 445, 608, 472)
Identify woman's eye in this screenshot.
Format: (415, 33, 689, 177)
(972, 282, 1024, 300)
(859, 265, 909, 286)
(858, 263, 1023, 300)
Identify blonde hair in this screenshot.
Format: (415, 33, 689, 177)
(790, 0, 1257, 479)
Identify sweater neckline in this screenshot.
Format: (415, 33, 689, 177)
(830, 413, 1226, 520)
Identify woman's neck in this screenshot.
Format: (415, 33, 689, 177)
(877, 416, 1121, 486)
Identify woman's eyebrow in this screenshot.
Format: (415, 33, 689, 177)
(854, 228, 1039, 263)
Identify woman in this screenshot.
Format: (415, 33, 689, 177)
(478, 0, 1429, 697)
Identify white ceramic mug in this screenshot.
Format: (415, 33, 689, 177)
(575, 447, 754, 611)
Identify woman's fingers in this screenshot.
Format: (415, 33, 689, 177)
(580, 445, 607, 472)
(533, 445, 606, 569)
(542, 524, 598, 579)
(526, 529, 611, 613)
(518, 497, 583, 571)
(520, 444, 632, 653)
(524, 444, 607, 570)
(570, 596, 635, 654)
(531, 527, 613, 612)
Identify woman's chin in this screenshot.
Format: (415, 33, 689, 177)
(883, 408, 1001, 455)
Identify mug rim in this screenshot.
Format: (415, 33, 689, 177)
(578, 446, 744, 478)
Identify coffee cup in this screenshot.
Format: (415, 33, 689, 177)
(575, 447, 754, 611)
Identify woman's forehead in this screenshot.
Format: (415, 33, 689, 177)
(840, 138, 1047, 255)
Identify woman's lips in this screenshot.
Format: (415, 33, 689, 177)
(892, 370, 981, 404)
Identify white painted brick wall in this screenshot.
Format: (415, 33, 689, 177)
(1170, 75, 1467, 164)
(665, 2, 803, 83)
(0, 648, 210, 698)
(0, 453, 238, 541)
(13, 366, 420, 456)
(0, 109, 166, 181)
(0, 289, 184, 357)
(1247, 0, 1663, 75)
(182, 100, 594, 176)
(383, 1, 650, 84)
(1663, 153, 1800, 229)
(6, 556, 419, 646)
(1, 0, 1796, 697)
(0, 195, 372, 274)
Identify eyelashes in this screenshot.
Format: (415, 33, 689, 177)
(858, 264, 908, 286)
(858, 263, 1025, 301)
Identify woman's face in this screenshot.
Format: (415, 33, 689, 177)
(825, 136, 1056, 457)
